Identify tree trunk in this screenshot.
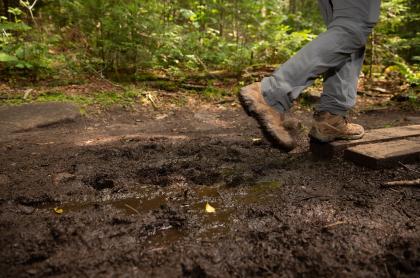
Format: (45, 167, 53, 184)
(2, 0, 9, 20)
(289, 0, 296, 13)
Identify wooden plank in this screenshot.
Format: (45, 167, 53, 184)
(344, 137, 420, 169)
(310, 125, 420, 158)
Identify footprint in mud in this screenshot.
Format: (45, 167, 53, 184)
(84, 174, 115, 190)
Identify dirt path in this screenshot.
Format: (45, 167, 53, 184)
(1, 103, 419, 277)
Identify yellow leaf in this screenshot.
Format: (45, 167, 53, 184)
(205, 202, 216, 213)
(54, 207, 64, 214)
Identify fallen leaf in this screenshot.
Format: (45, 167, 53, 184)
(54, 208, 64, 214)
(147, 93, 158, 109)
(23, 89, 33, 99)
(205, 203, 216, 213)
(155, 114, 168, 120)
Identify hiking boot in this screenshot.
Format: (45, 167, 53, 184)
(309, 111, 365, 142)
(239, 82, 296, 151)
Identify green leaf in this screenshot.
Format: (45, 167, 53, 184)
(15, 62, 26, 68)
(17, 62, 34, 69)
(0, 22, 31, 31)
(0, 52, 18, 63)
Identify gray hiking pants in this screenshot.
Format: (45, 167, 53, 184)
(261, 0, 381, 116)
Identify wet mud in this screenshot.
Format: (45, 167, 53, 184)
(0, 105, 419, 277)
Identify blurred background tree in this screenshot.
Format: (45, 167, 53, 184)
(0, 0, 418, 85)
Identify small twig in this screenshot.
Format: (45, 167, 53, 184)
(215, 98, 235, 105)
(147, 93, 158, 109)
(370, 87, 391, 94)
(301, 195, 333, 202)
(85, 65, 125, 90)
(20, 0, 38, 25)
(398, 162, 420, 174)
(323, 221, 346, 229)
(29, 0, 38, 10)
(357, 90, 379, 97)
(124, 203, 140, 215)
(99, 75, 125, 90)
(195, 56, 217, 79)
(383, 179, 420, 187)
(400, 207, 413, 219)
(147, 247, 165, 253)
(394, 196, 404, 206)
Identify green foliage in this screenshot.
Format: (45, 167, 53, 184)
(202, 86, 228, 100)
(371, 0, 419, 85)
(0, 5, 52, 74)
(1, 89, 144, 107)
(0, 0, 417, 85)
(45, 0, 318, 79)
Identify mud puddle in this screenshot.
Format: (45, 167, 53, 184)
(39, 180, 282, 243)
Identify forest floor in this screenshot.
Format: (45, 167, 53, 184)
(0, 79, 419, 277)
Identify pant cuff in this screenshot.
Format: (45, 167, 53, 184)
(315, 106, 348, 117)
(261, 76, 291, 113)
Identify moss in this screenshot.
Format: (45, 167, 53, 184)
(202, 86, 228, 100)
(0, 89, 144, 108)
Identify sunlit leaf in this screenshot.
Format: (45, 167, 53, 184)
(54, 207, 64, 214)
(0, 52, 18, 63)
(205, 202, 216, 213)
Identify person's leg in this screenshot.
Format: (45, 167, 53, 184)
(316, 0, 381, 115)
(240, 25, 363, 150)
(309, 44, 371, 142)
(318, 0, 333, 25)
(317, 47, 365, 115)
(261, 0, 380, 115)
(261, 25, 364, 113)
(240, 0, 381, 147)
(307, 0, 381, 142)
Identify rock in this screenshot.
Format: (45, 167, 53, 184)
(0, 102, 81, 134)
(18, 205, 35, 215)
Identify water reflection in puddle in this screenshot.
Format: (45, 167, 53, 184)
(146, 228, 186, 251)
(111, 195, 167, 214)
(44, 180, 281, 244)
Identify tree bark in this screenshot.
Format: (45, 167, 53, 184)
(2, 0, 9, 20)
(289, 0, 296, 13)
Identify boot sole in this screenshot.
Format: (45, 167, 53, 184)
(239, 89, 296, 151)
(309, 130, 365, 143)
(239, 89, 256, 117)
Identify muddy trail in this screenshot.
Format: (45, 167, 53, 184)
(1, 103, 419, 277)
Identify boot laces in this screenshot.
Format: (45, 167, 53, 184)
(344, 117, 349, 125)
